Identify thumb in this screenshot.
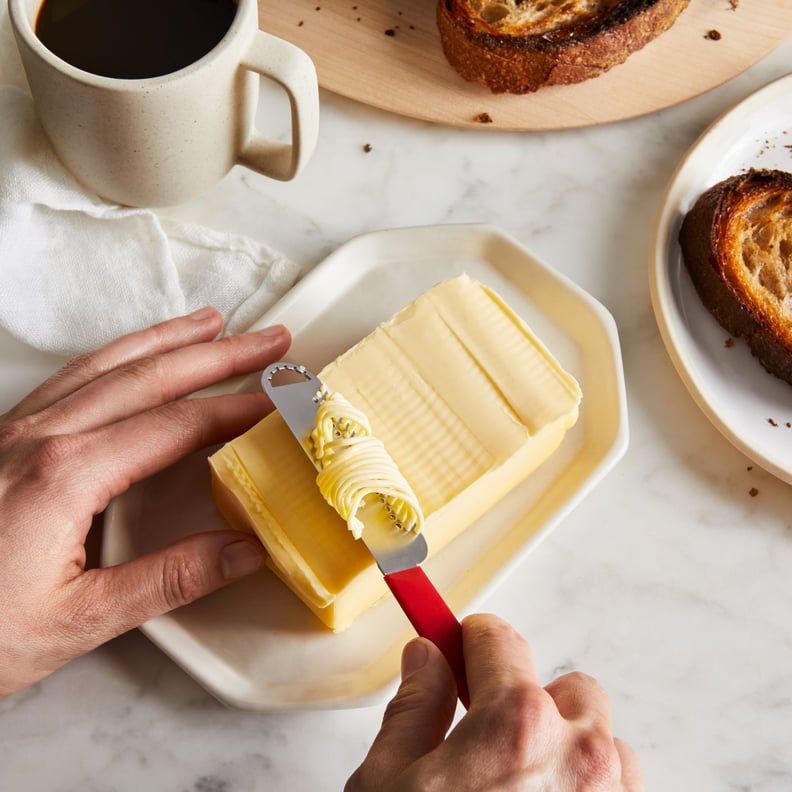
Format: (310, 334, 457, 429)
(63, 531, 265, 650)
(347, 639, 458, 788)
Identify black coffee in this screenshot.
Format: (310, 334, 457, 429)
(35, 0, 238, 79)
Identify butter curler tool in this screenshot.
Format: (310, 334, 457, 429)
(262, 361, 469, 709)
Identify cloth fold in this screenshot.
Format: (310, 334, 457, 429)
(0, 80, 301, 356)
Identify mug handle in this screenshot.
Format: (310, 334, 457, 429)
(238, 32, 319, 181)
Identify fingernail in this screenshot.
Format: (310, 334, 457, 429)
(188, 306, 217, 321)
(256, 324, 286, 337)
(221, 540, 264, 580)
(401, 639, 429, 677)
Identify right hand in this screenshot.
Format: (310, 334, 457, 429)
(346, 613, 643, 791)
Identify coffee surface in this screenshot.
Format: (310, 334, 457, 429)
(36, 0, 237, 79)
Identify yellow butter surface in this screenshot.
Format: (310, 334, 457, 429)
(209, 274, 581, 631)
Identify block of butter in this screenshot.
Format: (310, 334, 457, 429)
(209, 274, 581, 631)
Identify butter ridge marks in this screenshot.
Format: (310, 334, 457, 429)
(209, 274, 582, 631)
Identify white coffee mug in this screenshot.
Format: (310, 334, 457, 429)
(9, 0, 319, 206)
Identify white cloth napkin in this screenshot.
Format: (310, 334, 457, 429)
(0, 12, 301, 356)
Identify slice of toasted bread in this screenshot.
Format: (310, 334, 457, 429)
(436, 0, 690, 94)
(679, 169, 792, 385)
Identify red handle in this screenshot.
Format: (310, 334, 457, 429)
(384, 565, 469, 709)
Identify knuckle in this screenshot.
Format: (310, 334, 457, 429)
(154, 399, 210, 453)
(118, 355, 168, 394)
(473, 681, 558, 756)
(381, 680, 427, 722)
(159, 553, 211, 610)
(60, 350, 104, 381)
(45, 583, 110, 656)
(343, 765, 370, 792)
(342, 752, 397, 792)
(505, 678, 556, 732)
(204, 335, 250, 377)
(23, 434, 82, 481)
(0, 414, 35, 450)
(49, 347, 119, 391)
(0, 429, 98, 508)
(143, 319, 170, 346)
(564, 670, 602, 691)
(574, 729, 621, 789)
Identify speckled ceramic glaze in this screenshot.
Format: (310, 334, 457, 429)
(8, 0, 319, 206)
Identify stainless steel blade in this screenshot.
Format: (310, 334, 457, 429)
(261, 361, 429, 574)
(261, 362, 327, 452)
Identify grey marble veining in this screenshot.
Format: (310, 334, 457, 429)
(1, 33, 792, 792)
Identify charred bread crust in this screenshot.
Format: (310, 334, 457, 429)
(679, 169, 792, 385)
(437, 0, 690, 94)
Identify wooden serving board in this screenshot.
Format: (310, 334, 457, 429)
(258, 0, 792, 130)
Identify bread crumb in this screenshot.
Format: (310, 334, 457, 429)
(363, 143, 372, 153)
(384, 28, 396, 36)
(706, 29, 722, 40)
(475, 112, 493, 124)
(747, 465, 753, 471)
(297, 19, 304, 26)
(749, 487, 759, 497)
(768, 418, 779, 427)
(729, 0, 739, 8)
(787, 422, 792, 429)
(724, 337, 734, 348)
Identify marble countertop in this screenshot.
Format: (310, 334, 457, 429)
(3, 32, 792, 792)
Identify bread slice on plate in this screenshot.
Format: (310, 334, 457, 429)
(678, 169, 792, 385)
(436, 0, 690, 94)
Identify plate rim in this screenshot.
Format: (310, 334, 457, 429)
(649, 73, 792, 485)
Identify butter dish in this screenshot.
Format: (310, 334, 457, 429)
(102, 224, 628, 711)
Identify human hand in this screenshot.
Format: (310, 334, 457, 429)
(0, 308, 290, 697)
(346, 613, 643, 791)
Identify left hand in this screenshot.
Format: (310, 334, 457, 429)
(0, 307, 290, 697)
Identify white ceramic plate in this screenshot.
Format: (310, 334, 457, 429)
(102, 223, 628, 711)
(650, 74, 792, 485)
